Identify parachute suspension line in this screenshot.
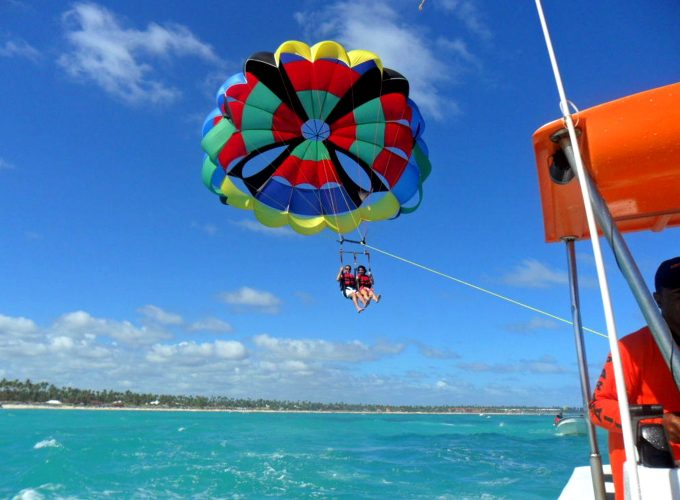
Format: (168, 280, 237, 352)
(363, 242, 607, 339)
(320, 58, 366, 238)
(366, 246, 373, 274)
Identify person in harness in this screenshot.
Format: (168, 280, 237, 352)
(336, 264, 366, 313)
(356, 265, 381, 306)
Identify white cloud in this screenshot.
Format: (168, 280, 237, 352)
(522, 355, 565, 374)
(414, 341, 460, 359)
(0, 158, 17, 171)
(146, 339, 247, 364)
(51, 310, 170, 345)
(294, 291, 316, 306)
(219, 287, 282, 314)
(50, 336, 75, 351)
(138, 305, 183, 325)
(215, 340, 246, 359)
(505, 316, 561, 333)
(233, 219, 298, 237)
(191, 221, 219, 236)
(436, 0, 492, 41)
(0, 38, 40, 60)
(293, 0, 478, 121)
(23, 231, 41, 240)
(0, 309, 575, 406)
(58, 2, 219, 104)
(253, 334, 405, 363)
(188, 317, 233, 333)
(457, 355, 566, 375)
(0, 314, 39, 337)
(501, 259, 568, 288)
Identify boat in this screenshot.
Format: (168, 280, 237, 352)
(555, 416, 587, 436)
(531, 4, 680, 498)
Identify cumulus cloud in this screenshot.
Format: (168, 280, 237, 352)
(414, 341, 460, 359)
(253, 334, 405, 363)
(0, 309, 576, 406)
(500, 259, 568, 288)
(51, 310, 170, 345)
(522, 355, 566, 374)
(293, 0, 483, 120)
(219, 287, 282, 314)
(138, 305, 183, 325)
(58, 2, 219, 104)
(0, 38, 40, 60)
(457, 355, 566, 375)
(0, 314, 39, 337)
(188, 317, 233, 333)
(147, 339, 247, 364)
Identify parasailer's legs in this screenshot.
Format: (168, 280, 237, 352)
(360, 287, 381, 305)
(351, 291, 366, 312)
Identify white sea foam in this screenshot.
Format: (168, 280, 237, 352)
(33, 439, 61, 449)
(12, 488, 45, 500)
(177, 427, 185, 432)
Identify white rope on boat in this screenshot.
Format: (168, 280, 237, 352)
(533, 1, 641, 498)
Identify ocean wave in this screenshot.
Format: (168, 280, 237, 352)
(12, 489, 45, 500)
(11, 484, 63, 500)
(33, 438, 61, 449)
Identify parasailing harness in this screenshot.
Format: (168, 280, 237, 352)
(338, 236, 372, 292)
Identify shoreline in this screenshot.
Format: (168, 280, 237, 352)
(0, 403, 558, 416)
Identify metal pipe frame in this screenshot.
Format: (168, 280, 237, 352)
(564, 238, 607, 500)
(555, 129, 680, 391)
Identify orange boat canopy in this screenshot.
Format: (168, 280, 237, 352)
(532, 82, 680, 243)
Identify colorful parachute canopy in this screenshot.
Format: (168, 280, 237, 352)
(201, 40, 431, 235)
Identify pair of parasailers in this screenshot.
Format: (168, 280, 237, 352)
(336, 264, 381, 313)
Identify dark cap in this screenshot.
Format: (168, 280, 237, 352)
(655, 257, 680, 292)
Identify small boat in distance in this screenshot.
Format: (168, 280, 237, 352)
(555, 415, 587, 436)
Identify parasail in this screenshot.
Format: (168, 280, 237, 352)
(201, 40, 431, 235)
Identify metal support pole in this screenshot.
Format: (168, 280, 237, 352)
(556, 130, 680, 391)
(564, 238, 607, 500)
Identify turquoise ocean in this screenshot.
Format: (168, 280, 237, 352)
(1, 410, 606, 499)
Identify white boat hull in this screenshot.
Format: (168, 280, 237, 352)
(560, 463, 680, 499)
(556, 417, 587, 436)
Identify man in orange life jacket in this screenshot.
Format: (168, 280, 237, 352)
(589, 256, 680, 499)
(336, 264, 366, 313)
(356, 265, 381, 306)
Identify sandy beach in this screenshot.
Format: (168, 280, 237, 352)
(0, 403, 556, 415)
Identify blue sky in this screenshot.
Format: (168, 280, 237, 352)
(1, 0, 678, 407)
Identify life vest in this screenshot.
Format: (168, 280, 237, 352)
(357, 274, 372, 288)
(340, 272, 356, 289)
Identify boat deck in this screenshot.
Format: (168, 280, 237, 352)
(559, 465, 614, 499)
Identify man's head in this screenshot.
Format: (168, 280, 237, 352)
(653, 257, 680, 340)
